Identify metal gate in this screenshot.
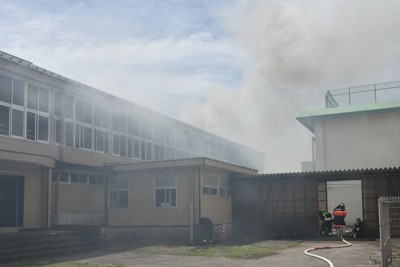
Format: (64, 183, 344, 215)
(379, 196, 400, 267)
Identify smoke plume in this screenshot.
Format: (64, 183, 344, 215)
(181, 0, 400, 173)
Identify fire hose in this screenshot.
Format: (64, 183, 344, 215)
(304, 236, 352, 267)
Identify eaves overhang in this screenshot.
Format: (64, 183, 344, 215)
(296, 100, 400, 133)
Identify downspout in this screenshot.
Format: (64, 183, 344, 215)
(47, 168, 52, 228)
(189, 168, 194, 243)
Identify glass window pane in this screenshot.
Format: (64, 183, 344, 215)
(211, 188, 218, 196)
(38, 115, 49, 141)
(39, 88, 49, 112)
(27, 84, 38, 110)
(26, 112, 36, 140)
(102, 110, 109, 128)
(75, 101, 84, 122)
(120, 135, 126, 156)
(112, 115, 119, 131)
(155, 177, 176, 187)
(64, 96, 73, 119)
(65, 121, 74, 147)
(84, 103, 92, 124)
(12, 109, 23, 137)
(97, 176, 104, 185)
(0, 106, 10, 135)
(119, 191, 128, 208)
(146, 142, 152, 160)
(60, 173, 69, 183)
(155, 189, 164, 207)
(96, 130, 104, 151)
(83, 127, 92, 149)
(113, 134, 119, 154)
(109, 191, 118, 208)
(89, 175, 97, 184)
(79, 174, 88, 184)
(94, 107, 101, 127)
(134, 139, 140, 158)
(55, 119, 62, 144)
(75, 125, 81, 148)
(170, 189, 176, 207)
(70, 173, 79, 183)
(0, 74, 12, 103)
(54, 93, 63, 116)
(12, 79, 24, 106)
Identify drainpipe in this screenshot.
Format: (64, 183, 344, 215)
(189, 168, 194, 243)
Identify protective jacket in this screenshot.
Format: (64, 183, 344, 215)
(332, 204, 347, 227)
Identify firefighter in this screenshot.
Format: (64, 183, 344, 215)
(199, 217, 213, 245)
(332, 203, 347, 233)
(318, 210, 333, 236)
(352, 218, 364, 238)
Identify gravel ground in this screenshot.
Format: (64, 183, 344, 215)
(51, 239, 382, 267)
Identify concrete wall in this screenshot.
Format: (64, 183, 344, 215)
(200, 169, 232, 225)
(315, 111, 400, 171)
(108, 168, 196, 226)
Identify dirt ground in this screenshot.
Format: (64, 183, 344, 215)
(50, 239, 382, 267)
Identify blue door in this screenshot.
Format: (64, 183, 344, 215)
(0, 175, 23, 227)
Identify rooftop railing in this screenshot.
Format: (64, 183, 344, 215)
(325, 81, 400, 108)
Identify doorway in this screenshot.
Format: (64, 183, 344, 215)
(327, 180, 363, 226)
(0, 175, 24, 227)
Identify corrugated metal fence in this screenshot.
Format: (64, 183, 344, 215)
(379, 196, 400, 267)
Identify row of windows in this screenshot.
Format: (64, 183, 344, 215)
(0, 71, 256, 168)
(109, 176, 178, 209)
(202, 176, 232, 198)
(52, 172, 105, 185)
(108, 176, 231, 210)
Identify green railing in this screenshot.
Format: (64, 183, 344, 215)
(325, 81, 400, 108)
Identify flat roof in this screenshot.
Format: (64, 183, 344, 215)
(297, 100, 400, 132)
(106, 157, 258, 175)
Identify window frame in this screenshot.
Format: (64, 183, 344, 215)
(154, 176, 177, 209)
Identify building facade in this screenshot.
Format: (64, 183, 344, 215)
(0, 50, 263, 235)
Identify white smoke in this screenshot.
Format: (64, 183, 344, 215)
(181, 0, 400, 173)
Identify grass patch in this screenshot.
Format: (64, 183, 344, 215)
(142, 242, 299, 260)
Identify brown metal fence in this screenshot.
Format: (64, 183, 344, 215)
(379, 196, 400, 267)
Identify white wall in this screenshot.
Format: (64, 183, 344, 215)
(315, 110, 400, 171)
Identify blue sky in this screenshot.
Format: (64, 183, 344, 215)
(1, 1, 400, 172)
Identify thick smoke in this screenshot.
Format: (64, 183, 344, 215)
(181, 1, 400, 173)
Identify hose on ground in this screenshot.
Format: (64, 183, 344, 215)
(304, 236, 352, 267)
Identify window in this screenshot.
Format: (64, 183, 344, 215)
(219, 177, 231, 198)
(109, 177, 128, 209)
(155, 176, 176, 208)
(11, 109, 23, 137)
(0, 74, 12, 103)
(202, 176, 218, 196)
(0, 106, 9, 136)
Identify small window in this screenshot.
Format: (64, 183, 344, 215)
(11, 109, 23, 137)
(109, 177, 128, 209)
(60, 173, 69, 183)
(38, 88, 49, 112)
(0, 74, 12, 104)
(202, 176, 218, 196)
(26, 112, 36, 140)
(155, 176, 177, 208)
(70, 173, 80, 183)
(27, 84, 38, 110)
(79, 174, 88, 184)
(109, 191, 128, 208)
(12, 79, 25, 106)
(89, 175, 97, 185)
(38, 115, 49, 141)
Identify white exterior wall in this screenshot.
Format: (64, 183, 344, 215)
(315, 111, 400, 171)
